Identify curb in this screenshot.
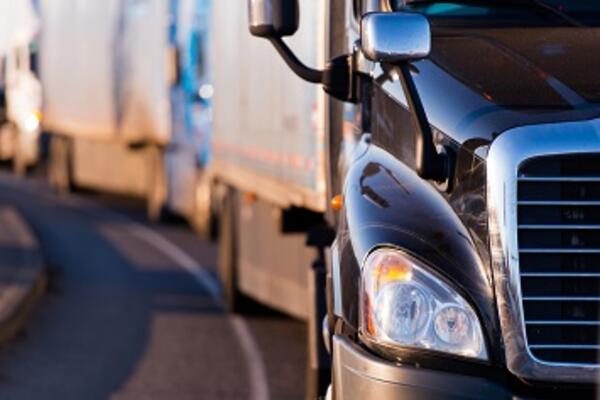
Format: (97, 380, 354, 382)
(0, 207, 46, 344)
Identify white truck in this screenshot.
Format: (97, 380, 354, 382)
(211, 0, 326, 315)
(210, 2, 330, 396)
(0, 0, 43, 174)
(39, 0, 212, 222)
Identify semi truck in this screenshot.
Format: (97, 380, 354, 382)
(211, 0, 325, 315)
(0, 0, 42, 174)
(240, 0, 600, 398)
(210, 2, 330, 396)
(39, 0, 212, 223)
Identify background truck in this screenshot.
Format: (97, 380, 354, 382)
(39, 0, 212, 222)
(0, 0, 42, 174)
(210, 0, 327, 317)
(210, 2, 330, 396)
(247, 0, 600, 399)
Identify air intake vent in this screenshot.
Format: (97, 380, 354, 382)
(518, 154, 600, 365)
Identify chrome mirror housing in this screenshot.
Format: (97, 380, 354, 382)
(361, 12, 431, 63)
(247, 0, 299, 38)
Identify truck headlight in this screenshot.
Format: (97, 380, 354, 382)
(360, 248, 488, 360)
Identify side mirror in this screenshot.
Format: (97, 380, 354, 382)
(361, 13, 431, 63)
(362, 13, 450, 183)
(247, 0, 299, 38)
(245, 0, 358, 102)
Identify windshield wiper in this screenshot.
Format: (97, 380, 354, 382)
(406, 0, 586, 27)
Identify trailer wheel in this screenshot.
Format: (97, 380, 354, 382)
(190, 169, 216, 240)
(13, 129, 33, 177)
(147, 145, 167, 221)
(13, 143, 27, 177)
(218, 187, 249, 313)
(1, 122, 28, 176)
(48, 135, 73, 194)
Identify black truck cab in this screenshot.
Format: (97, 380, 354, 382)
(247, 0, 600, 398)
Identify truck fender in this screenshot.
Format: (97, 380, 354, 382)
(332, 140, 501, 361)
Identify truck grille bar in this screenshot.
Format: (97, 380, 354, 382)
(518, 154, 600, 366)
(487, 120, 600, 382)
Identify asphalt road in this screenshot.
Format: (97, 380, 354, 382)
(0, 171, 307, 400)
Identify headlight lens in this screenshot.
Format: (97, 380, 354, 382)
(360, 248, 488, 360)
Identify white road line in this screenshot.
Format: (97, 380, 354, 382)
(126, 225, 221, 299)
(230, 316, 271, 400)
(117, 221, 271, 400)
(5, 180, 271, 400)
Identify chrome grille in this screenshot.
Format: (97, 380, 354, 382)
(517, 154, 600, 365)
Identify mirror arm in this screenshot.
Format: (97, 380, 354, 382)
(269, 37, 359, 103)
(269, 37, 323, 83)
(397, 63, 450, 183)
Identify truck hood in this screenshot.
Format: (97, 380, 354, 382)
(410, 27, 600, 147)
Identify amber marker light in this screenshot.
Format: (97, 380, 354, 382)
(373, 258, 413, 287)
(244, 192, 257, 204)
(360, 249, 488, 360)
(331, 194, 343, 211)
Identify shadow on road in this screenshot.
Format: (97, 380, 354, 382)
(0, 177, 255, 399)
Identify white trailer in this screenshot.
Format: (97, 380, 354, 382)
(0, 0, 42, 174)
(210, 1, 327, 318)
(210, 3, 331, 396)
(39, 0, 211, 221)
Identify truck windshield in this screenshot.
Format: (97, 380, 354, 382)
(393, 0, 600, 26)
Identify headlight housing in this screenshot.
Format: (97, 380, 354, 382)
(360, 248, 488, 360)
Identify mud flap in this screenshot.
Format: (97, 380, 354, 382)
(48, 135, 73, 194)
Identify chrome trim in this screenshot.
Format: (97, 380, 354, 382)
(361, 13, 430, 63)
(330, 239, 344, 318)
(487, 117, 600, 383)
(353, 40, 375, 76)
(248, 0, 273, 29)
(323, 316, 331, 354)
